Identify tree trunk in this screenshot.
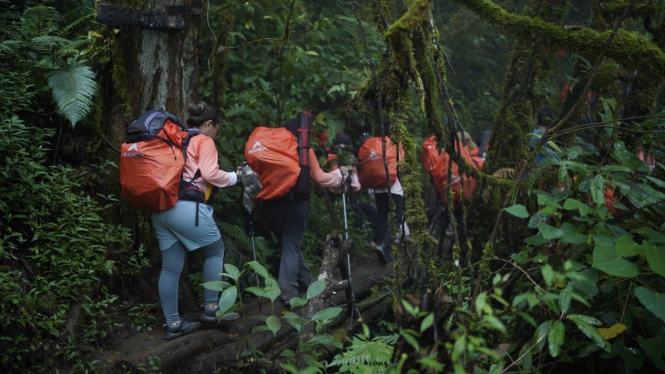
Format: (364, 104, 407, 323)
(98, 0, 204, 301)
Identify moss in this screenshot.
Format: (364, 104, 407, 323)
(455, 0, 665, 76)
(111, 32, 133, 120)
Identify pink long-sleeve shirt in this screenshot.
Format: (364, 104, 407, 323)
(183, 135, 237, 194)
(308, 149, 345, 188)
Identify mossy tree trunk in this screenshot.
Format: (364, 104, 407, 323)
(97, 0, 204, 304)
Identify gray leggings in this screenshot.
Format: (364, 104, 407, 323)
(158, 238, 225, 324)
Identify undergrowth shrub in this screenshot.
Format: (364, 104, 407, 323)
(0, 116, 134, 372)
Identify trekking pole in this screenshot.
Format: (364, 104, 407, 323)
(239, 161, 263, 312)
(340, 169, 354, 328)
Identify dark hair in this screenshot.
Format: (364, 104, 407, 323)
(282, 111, 314, 136)
(537, 108, 557, 128)
(358, 133, 372, 147)
(186, 102, 219, 128)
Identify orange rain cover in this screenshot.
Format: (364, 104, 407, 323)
(358, 137, 399, 189)
(432, 142, 480, 211)
(422, 136, 440, 176)
(119, 120, 186, 212)
(245, 127, 300, 200)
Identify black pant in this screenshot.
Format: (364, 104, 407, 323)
(375, 192, 404, 248)
(262, 199, 312, 300)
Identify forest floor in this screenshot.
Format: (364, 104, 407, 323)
(91, 243, 403, 374)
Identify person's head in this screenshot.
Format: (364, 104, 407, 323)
(358, 133, 372, 147)
(282, 111, 315, 137)
(332, 133, 353, 152)
(187, 102, 220, 138)
(537, 108, 557, 129)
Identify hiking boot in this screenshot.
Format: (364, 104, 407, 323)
(163, 319, 201, 340)
(374, 244, 394, 264)
(200, 305, 240, 323)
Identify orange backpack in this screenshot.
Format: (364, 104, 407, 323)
(358, 137, 399, 189)
(431, 141, 481, 210)
(119, 110, 194, 212)
(245, 127, 300, 200)
(422, 136, 440, 176)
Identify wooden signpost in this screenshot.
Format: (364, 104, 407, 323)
(96, 2, 201, 30)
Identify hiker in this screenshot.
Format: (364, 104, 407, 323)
(247, 112, 350, 304)
(357, 134, 403, 264)
(151, 102, 244, 340)
(326, 133, 378, 240)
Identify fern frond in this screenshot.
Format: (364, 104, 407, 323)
(21, 6, 59, 38)
(31, 35, 71, 55)
(47, 61, 96, 127)
(219, 221, 252, 250)
(328, 336, 393, 373)
(56, 13, 95, 37)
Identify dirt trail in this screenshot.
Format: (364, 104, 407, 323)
(98, 249, 397, 374)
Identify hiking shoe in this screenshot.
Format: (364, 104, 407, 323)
(163, 319, 201, 340)
(200, 305, 240, 323)
(374, 244, 394, 264)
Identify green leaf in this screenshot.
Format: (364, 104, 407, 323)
(519, 343, 533, 372)
(452, 334, 466, 361)
(288, 297, 307, 308)
(560, 222, 587, 244)
(306, 278, 326, 300)
(533, 320, 553, 352)
(223, 263, 241, 281)
(559, 283, 573, 314)
(311, 307, 342, 322)
(282, 312, 307, 332)
(421, 313, 434, 332)
(483, 315, 506, 332)
(218, 285, 237, 315)
(542, 264, 554, 286)
(567, 314, 602, 326)
(202, 280, 231, 292)
(637, 228, 665, 244)
(592, 240, 639, 278)
(264, 278, 282, 303)
(266, 315, 281, 336)
(644, 242, 665, 277)
(538, 222, 563, 240)
(590, 174, 605, 206)
(47, 62, 97, 127)
(247, 261, 271, 280)
(548, 321, 565, 357)
(615, 236, 644, 257)
(567, 315, 610, 352)
(634, 287, 665, 323)
(475, 292, 487, 317)
(537, 194, 563, 209)
(570, 268, 599, 297)
(503, 204, 529, 218)
(563, 198, 592, 217)
(613, 141, 650, 173)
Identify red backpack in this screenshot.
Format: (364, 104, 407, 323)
(422, 136, 440, 176)
(119, 109, 201, 212)
(245, 127, 300, 200)
(431, 141, 481, 211)
(358, 137, 399, 189)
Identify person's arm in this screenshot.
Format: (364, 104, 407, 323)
(308, 148, 343, 188)
(197, 137, 238, 187)
(350, 167, 361, 192)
